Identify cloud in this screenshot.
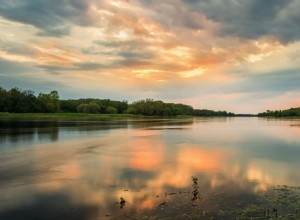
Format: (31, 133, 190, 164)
(0, 40, 36, 56)
(0, 59, 70, 93)
(0, 59, 34, 74)
(0, 0, 299, 113)
(36, 62, 107, 73)
(1, 0, 300, 43)
(36, 26, 71, 37)
(239, 70, 300, 94)
(0, 0, 90, 37)
(182, 0, 300, 43)
(95, 39, 147, 49)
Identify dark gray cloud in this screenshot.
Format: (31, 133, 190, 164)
(95, 39, 148, 50)
(0, 60, 64, 92)
(75, 62, 104, 70)
(181, 0, 300, 43)
(138, 0, 300, 44)
(0, 40, 36, 56)
(0, 0, 91, 37)
(117, 50, 154, 60)
(0, 59, 34, 74)
(139, 1, 205, 31)
(36, 26, 71, 37)
(36, 52, 154, 73)
(81, 41, 156, 69)
(1, 0, 300, 42)
(115, 58, 151, 68)
(234, 69, 300, 94)
(135, 0, 206, 34)
(35, 63, 104, 73)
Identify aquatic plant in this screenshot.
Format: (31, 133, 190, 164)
(119, 197, 126, 209)
(191, 176, 199, 201)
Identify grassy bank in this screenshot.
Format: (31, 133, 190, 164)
(0, 112, 147, 119)
(0, 112, 193, 120)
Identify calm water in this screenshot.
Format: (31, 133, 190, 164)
(0, 117, 300, 219)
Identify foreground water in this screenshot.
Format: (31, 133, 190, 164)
(0, 117, 300, 219)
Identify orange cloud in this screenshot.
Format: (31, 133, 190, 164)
(130, 136, 163, 171)
(34, 44, 84, 65)
(177, 144, 225, 172)
(145, 143, 230, 192)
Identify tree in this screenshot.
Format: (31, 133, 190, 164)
(60, 99, 81, 113)
(76, 103, 87, 113)
(124, 107, 136, 114)
(36, 91, 60, 113)
(86, 102, 101, 114)
(112, 100, 128, 113)
(77, 102, 100, 114)
(0, 87, 9, 112)
(106, 106, 118, 114)
(5, 88, 37, 113)
(8, 87, 22, 112)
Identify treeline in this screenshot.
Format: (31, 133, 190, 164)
(0, 87, 234, 116)
(0, 87, 59, 113)
(193, 109, 235, 117)
(258, 108, 300, 117)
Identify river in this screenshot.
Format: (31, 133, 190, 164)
(0, 117, 300, 219)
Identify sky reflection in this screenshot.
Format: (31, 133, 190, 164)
(0, 118, 300, 219)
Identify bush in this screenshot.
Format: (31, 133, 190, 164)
(106, 106, 117, 114)
(77, 102, 100, 114)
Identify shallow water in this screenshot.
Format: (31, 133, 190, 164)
(0, 117, 300, 219)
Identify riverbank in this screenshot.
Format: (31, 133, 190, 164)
(0, 112, 134, 118)
(0, 113, 157, 123)
(2, 113, 300, 121)
(0, 112, 194, 120)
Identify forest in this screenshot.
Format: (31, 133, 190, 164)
(258, 108, 300, 117)
(0, 87, 234, 117)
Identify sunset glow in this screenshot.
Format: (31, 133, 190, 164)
(0, 0, 300, 113)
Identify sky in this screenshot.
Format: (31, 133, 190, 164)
(0, 0, 300, 114)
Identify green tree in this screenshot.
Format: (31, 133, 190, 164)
(76, 103, 88, 113)
(7, 88, 37, 113)
(124, 107, 137, 114)
(77, 102, 100, 114)
(106, 106, 118, 114)
(0, 87, 9, 112)
(86, 102, 101, 114)
(36, 90, 60, 113)
(8, 87, 22, 112)
(112, 100, 128, 113)
(60, 99, 81, 113)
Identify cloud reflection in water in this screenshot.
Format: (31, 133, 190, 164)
(0, 118, 300, 219)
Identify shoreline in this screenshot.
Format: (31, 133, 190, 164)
(1, 112, 300, 120)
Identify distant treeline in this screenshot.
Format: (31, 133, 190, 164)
(258, 107, 300, 117)
(0, 87, 234, 116)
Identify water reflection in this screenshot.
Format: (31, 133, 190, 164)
(0, 118, 193, 151)
(0, 118, 300, 219)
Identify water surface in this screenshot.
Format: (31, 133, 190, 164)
(0, 117, 300, 219)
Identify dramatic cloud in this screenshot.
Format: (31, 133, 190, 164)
(0, 0, 90, 36)
(182, 0, 300, 43)
(0, 0, 300, 113)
